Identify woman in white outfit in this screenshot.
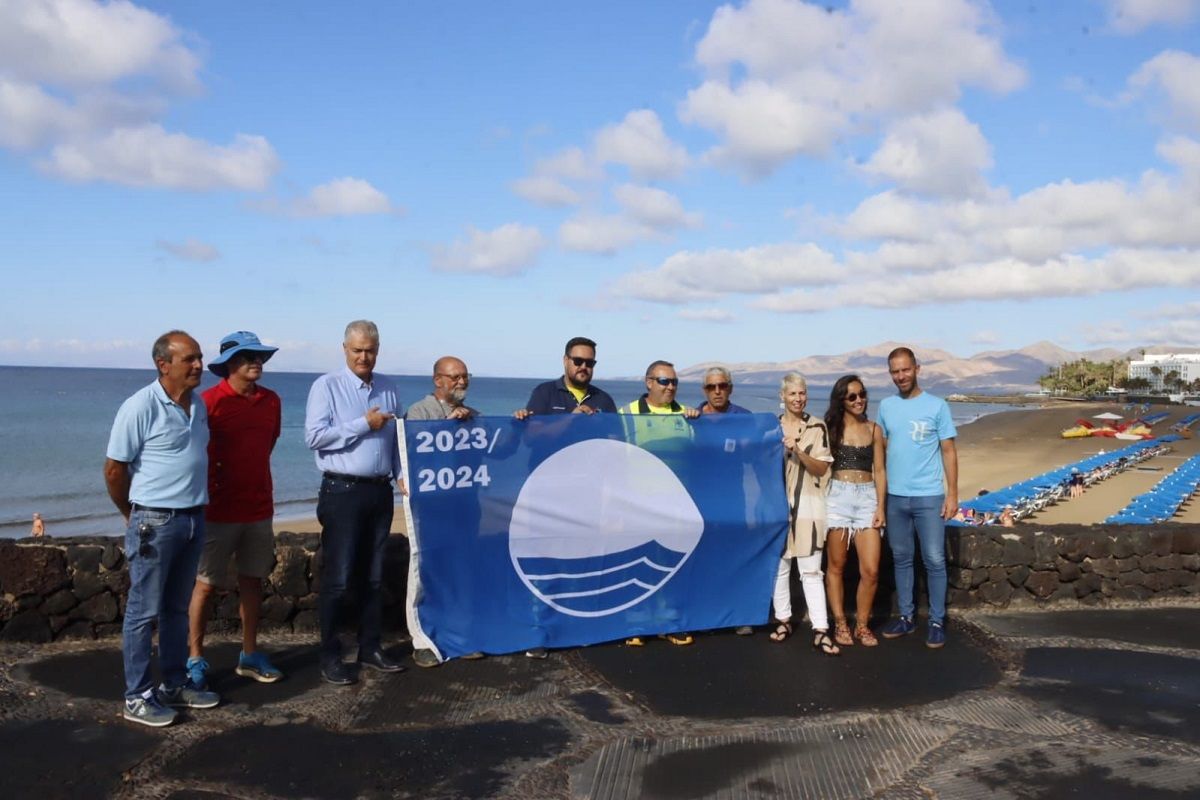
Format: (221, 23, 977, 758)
(771, 372, 840, 656)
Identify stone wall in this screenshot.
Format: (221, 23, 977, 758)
(2, 525, 1198, 641)
(0, 532, 409, 643)
(946, 524, 1200, 608)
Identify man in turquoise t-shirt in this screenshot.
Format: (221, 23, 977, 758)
(876, 347, 958, 649)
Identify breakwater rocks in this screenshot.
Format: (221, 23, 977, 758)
(0, 531, 409, 643)
(947, 524, 1200, 607)
(2, 525, 1197, 641)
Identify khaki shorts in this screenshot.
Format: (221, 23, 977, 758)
(198, 518, 276, 586)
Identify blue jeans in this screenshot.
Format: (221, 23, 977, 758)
(885, 494, 947, 624)
(123, 506, 205, 699)
(317, 477, 393, 664)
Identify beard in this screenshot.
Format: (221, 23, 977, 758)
(449, 387, 467, 404)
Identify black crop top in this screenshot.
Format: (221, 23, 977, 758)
(832, 441, 874, 472)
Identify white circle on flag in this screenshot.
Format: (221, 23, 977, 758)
(509, 438, 704, 617)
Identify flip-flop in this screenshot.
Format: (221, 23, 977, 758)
(812, 630, 841, 656)
(768, 622, 793, 642)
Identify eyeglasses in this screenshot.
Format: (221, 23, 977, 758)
(436, 372, 471, 383)
(704, 382, 731, 392)
(234, 351, 265, 363)
(845, 391, 868, 402)
(568, 357, 597, 368)
(650, 376, 679, 387)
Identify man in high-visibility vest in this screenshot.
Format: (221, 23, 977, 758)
(619, 360, 699, 647)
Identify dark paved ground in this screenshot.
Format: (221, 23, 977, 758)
(2, 604, 1199, 799)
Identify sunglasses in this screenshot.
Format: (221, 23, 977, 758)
(845, 391, 868, 402)
(650, 376, 679, 387)
(568, 357, 597, 368)
(704, 382, 731, 392)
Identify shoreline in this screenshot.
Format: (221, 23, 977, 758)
(6, 403, 1196, 539)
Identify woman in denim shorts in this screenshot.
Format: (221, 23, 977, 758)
(823, 375, 887, 647)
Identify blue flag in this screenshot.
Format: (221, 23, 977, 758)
(400, 413, 788, 659)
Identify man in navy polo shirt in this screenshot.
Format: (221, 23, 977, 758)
(105, 330, 220, 727)
(515, 336, 618, 418)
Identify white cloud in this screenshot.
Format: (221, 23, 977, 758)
(559, 214, 653, 255)
(510, 146, 597, 206)
(610, 243, 840, 303)
(535, 146, 602, 181)
(594, 109, 689, 180)
(0, 0, 200, 91)
(677, 308, 735, 323)
(680, 0, 1024, 177)
(156, 238, 220, 262)
(753, 249, 1200, 312)
(609, 151, 1200, 314)
(1106, 0, 1200, 34)
(432, 223, 546, 276)
(42, 125, 279, 190)
(1127, 50, 1200, 132)
(0, 0, 284, 192)
(1157, 134, 1200, 178)
(1139, 317, 1200, 344)
(511, 175, 582, 207)
(857, 108, 993, 198)
(1146, 299, 1200, 319)
(286, 177, 394, 217)
(613, 184, 702, 229)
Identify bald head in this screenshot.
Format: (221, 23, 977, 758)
(433, 356, 470, 405)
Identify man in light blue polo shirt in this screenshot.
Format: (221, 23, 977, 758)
(877, 346, 959, 649)
(304, 319, 407, 686)
(104, 330, 220, 727)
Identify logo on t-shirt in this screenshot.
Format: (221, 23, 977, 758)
(909, 419, 934, 443)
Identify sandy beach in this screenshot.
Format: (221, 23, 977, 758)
(275, 403, 1200, 535)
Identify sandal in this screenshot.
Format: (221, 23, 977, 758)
(855, 626, 879, 647)
(625, 637, 645, 647)
(768, 622, 793, 642)
(812, 630, 841, 656)
(834, 620, 855, 647)
(660, 632, 694, 646)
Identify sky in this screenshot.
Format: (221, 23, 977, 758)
(2, 0, 1199, 378)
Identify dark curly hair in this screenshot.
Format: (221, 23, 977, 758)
(824, 374, 868, 451)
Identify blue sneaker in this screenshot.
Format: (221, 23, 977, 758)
(926, 621, 946, 649)
(881, 616, 916, 639)
(123, 692, 177, 728)
(236, 650, 283, 683)
(185, 656, 209, 690)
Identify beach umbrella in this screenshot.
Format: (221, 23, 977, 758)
(1093, 412, 1123, 420)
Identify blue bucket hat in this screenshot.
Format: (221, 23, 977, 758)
(208, 331, 278, 377)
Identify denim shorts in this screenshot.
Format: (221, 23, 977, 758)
(826, 479, 878, 532)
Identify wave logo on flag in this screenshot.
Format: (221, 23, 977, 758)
(508, 439, 704, 617)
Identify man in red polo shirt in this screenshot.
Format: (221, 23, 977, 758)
(186, 331, 284, 688)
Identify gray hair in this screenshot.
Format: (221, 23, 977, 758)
(151, 330, 191, 365)
(704, 366, 732, 384)
(344, 319, 379, 343)
(779, 371, 807, 393)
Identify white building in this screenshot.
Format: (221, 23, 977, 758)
(1128, 353, 1200, 390)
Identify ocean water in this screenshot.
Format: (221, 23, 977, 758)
(0, 366, 1015, 538)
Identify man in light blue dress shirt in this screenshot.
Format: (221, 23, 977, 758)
(304, 320, 408, 685)
(104, 331, 221, 727)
